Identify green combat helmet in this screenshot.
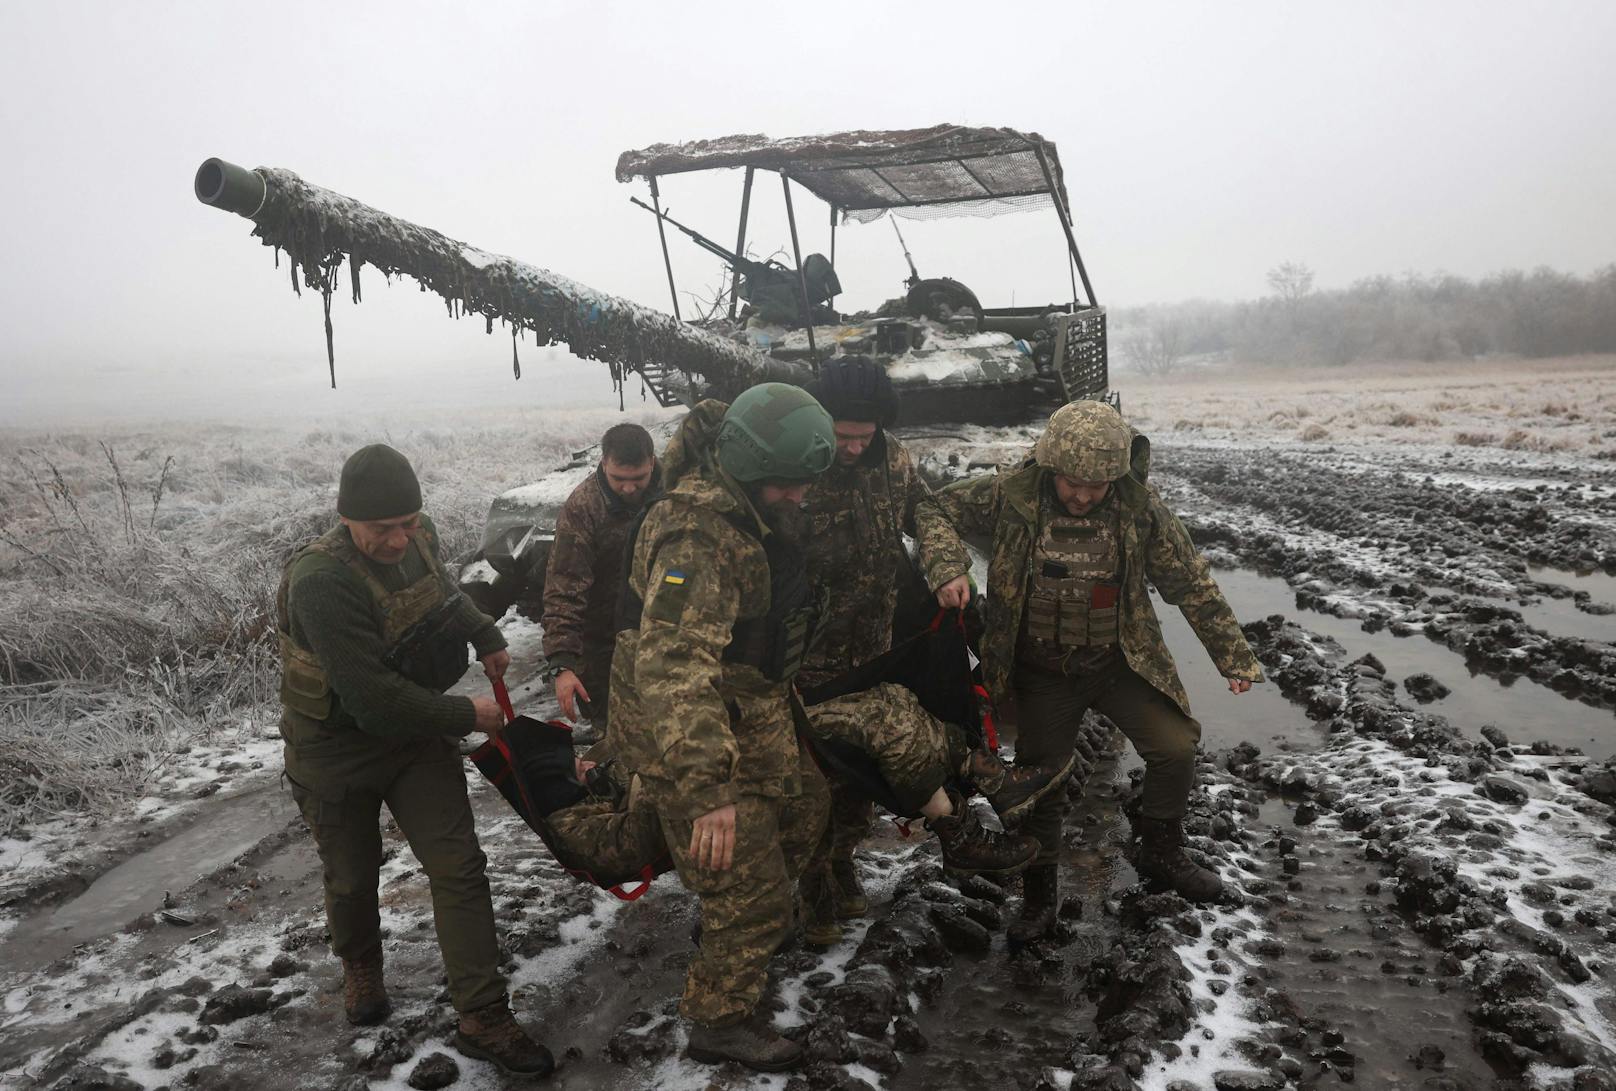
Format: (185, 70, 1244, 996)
(717, 383, 836, 483)
(1033, 400, 1132, 482)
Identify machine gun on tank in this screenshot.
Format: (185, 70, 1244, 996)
(628, 197, 840, 328)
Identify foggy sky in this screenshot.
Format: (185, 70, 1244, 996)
(2, 0, 1613, 426)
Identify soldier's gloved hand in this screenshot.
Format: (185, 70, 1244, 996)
(481, 649, 511, 682)
(934, 574, 971, 610)
(554, 669, 591, 722)
(471, 696, 507, 735)
(1226, 677, 1253, 695)
(690, 804, 736, 871)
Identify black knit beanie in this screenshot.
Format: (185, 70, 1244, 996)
(337, 444, 422, 520)
(806, 354, 899, 427)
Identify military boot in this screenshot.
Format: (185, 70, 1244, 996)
(799, 866, 844, 947)
(963, 748, 1081, 823)
(1007, 863, 1059, 944)
(341, 950, 390, 1026)
(828, 858, 868, 919)
(686, 1010, 804, 1072)
(454, 997, 556, 1076)
(1136, 817, 1224, 903)
(926, 793, 1039, 877)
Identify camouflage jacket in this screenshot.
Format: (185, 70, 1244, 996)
(801, 432, 969, 685)
(608, 402, 799, 821)
(938, 431, 1262, 716)
(541, 464, 660, 675)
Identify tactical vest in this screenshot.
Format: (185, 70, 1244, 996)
(276, 524, 465, 721)
(616, 500, 824, 684)
(1021, 494, 1122, 661)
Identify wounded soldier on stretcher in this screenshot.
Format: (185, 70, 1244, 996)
(474, 613, 1079, 896)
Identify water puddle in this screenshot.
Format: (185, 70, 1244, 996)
(0, 787, 297, 969)
(1515, 595, 1615, 644)
(1154, 588, 1319, 752)
(1205, 568, 1613, 757)
(1529, 562, 1616, 608)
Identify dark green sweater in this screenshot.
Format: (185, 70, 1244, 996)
(285, 517, 506, 739)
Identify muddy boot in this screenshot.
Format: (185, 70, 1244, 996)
(341, 950, 390, 1026)
(1136, 817, 1224, 903)
(799, 867, 843, 947)
(454, 997, 556, 1076)
(964, 748, 1081, 823)
(828, 858, 868, 919)
(1007, 863, 1059, 944)
(686, 1011, 804, 1073)
(926, 793, 1039, 877)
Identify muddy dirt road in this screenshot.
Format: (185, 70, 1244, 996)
(4, 419, 1614, 1091)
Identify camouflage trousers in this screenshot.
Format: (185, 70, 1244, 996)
(551, 741, 827, 1026)
(282, 724, 505, 1014)
(804, 682, 968, 873)
(1013, 661, 1201, 864)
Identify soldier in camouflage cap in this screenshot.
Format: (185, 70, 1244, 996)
(607, 384, 833, 1073)
(939, 400, 1262, 933)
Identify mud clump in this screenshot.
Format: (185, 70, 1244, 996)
(1403, 672, 1452, 702)
(49, 1067, 143, 1091)
(198, 984, 278, 1024)
(405, 1051, 459, 1089)
(604, 1011, 677, 1065)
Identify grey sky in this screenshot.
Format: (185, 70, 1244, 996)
(2, 0, 1612, 425)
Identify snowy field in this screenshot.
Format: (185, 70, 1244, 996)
(2, 356, 1614, 1090)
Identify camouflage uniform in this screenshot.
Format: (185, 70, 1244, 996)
(608, 401, 828, 1028)
(806, 683, 969, 814)
(800, 432, 969, 866)
(939, 427, 1262, 858)
(541, 465, 660, 728)
(278, 515, 509, 1014)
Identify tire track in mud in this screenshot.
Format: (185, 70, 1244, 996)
(1154, 441, 1616, 715)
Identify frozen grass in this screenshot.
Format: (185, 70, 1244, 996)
(0, 406, 676, 833)
(1120, 354, 1616, 455)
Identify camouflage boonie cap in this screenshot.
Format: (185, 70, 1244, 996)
(1034, 400, 1131, 481)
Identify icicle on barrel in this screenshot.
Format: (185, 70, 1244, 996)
(193, 157, 809, 396)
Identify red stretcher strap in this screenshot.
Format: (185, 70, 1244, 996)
(606, 863, 659, 902)
(974, 684, 999, 753)
(492, 678, 516, 723)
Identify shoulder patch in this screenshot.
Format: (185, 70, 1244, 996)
(663, 569, 688, 586)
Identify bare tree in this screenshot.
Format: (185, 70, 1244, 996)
(1267, 261, 1315, 305)
(1122, 319, 1186, 377)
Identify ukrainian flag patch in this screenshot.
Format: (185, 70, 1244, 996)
(663, 570, 688, 585)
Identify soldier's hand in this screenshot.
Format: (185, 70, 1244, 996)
(935, 575, 971, 610)
(1226, 677, 1253, 695)
(471, 696, 507, 734)
(554, 669, 590, 722)
(690, 804, 737, 871)
(481, 649, 511, 682)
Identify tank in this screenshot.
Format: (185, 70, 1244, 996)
(194, 123, 1107, 421)
(195, 125, 1110, 611)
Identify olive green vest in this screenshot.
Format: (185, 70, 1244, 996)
(276, 524, 453, 721)
(1020, 495, 1122, 667)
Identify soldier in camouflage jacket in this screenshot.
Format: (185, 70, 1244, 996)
(939, 401, 1262, 916)
(541, 423, 659, 734)
(607, 387, 833, 1073)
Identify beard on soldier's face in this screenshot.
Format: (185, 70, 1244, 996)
(759, 497, 809, 543)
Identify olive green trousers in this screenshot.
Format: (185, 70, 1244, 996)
(282, 722, 505, 1014)
(1012, 661, 1201, 864)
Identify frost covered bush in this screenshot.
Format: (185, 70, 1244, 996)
(0, 407, 671, 829)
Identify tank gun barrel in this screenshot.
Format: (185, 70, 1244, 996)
(194, 157, 809, 394)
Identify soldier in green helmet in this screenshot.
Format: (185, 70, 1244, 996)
(939, 401, 1263, 934)
(277, 444, 554, 1077)
(607, 384, 835, 1073)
